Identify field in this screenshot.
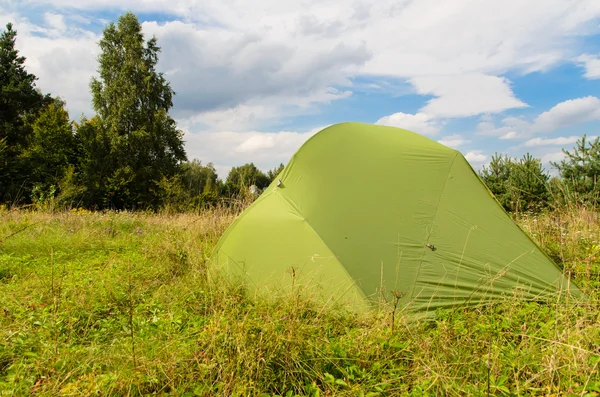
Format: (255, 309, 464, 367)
(1, 205, 599, 396)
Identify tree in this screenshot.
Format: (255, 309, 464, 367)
(84, 12, 186, 209)
(480, 153, 512, 208)
(21, 98, 77, 194)
(267, 163, 285, 181)
(180, 159, 219, 198)
(0, 22, 50, 203)
(508, 153, 550, 213)
(551, 134, 600, 205)
(157, 159, 221, 210)
(224, 163, 270, 197)
(75, 116, 110, 207)
(480, 153, 550, 213)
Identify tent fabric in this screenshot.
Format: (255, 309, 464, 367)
(210, 122, 580, 314)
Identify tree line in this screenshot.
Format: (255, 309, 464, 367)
(479, 135, 600, 213)
(0, 13, 283, 211)
(1, 12, 598, 213)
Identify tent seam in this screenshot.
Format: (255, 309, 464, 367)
(409, 151, 460, 301)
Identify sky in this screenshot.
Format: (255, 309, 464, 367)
(2, 0, 600, 179)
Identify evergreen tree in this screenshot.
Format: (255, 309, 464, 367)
(267, 163, 285, 181)
(480, 153, 512, 208)
(480, 153, 550, 213)
(508, 153, 550, 213)
(551, 134, 600, 205)
(0, 22, 50, 203)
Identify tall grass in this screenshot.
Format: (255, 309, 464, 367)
(0, 205, 598, 396)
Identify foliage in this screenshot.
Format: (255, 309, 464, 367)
(154, 161, 223, 212)
(21, 98, 77, 196)
(267, 163, 285, 181)
(224, 163, 271, 197)
(0, 207, 598, 396)
(56, 165, 87, 209)
(83, 12, 186, 209)
(0, 23, 51, 204)
(480, 153, 550, 213)
(180, 160, 219, 197)
(552, 135, 600, 206)
(74, 116, 110, 208)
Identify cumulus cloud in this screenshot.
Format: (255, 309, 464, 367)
(437, 134, 470, 149)
(475, 96, 600, 142)
(0, 10, 100, 118)
(375, 112, 442, 135)
(4, 0, 600, 128)
(576, 54, 600, 79)
(359, 0, 600, 77)
(44, 12, 66, 32)
(183, 126, 325, 178)
(185, 88, 351, 132)
(532, 96, 600, 133)
(464, 151, 488, 166)
(3, 0, 600, 174)
(142, 19, 367, 121)
(541, 151, 567, 164)
(524, 136, 582, 147)
(476, 116, 531, 138)
(411, 74, 528, 118)
(500, 131, 518, 140)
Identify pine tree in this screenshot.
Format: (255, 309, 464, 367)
(552, 134, 600, 205)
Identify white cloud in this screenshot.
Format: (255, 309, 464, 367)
(182, 125, 326, 178)
(576, 54, 600, 79)
(185, 88, 351, 132)
(4, 0, 600, 127)
(437, 134, 470, 149)
(0, 10, 100, 118)
(411, 74, 528, 118)
(141, 19, 367, 122)
(476, 96, 600, 140)
(524, 136, 582, 147)
(464, 150, 488, 166)
(3, 0, 600, 174)
(532, 96, 600, 132)
(541, 151, 567, 164)
(477, 116, 531, 138)
(375, 112, 442, 135)
(44, 12, 67, 32)
(500, 131, 517, 140)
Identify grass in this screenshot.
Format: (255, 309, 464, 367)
(0, 205, 599, 396)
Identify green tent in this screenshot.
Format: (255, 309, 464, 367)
(210, 122, 580, 314)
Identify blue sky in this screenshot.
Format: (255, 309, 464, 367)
(2, 0, 600, 178)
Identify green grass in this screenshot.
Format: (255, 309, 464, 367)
(0, 206, 599, 396)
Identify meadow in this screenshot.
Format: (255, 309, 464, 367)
(0, 205, 599, 396)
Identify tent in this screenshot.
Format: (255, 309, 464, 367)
(210, 122, 580, 314)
